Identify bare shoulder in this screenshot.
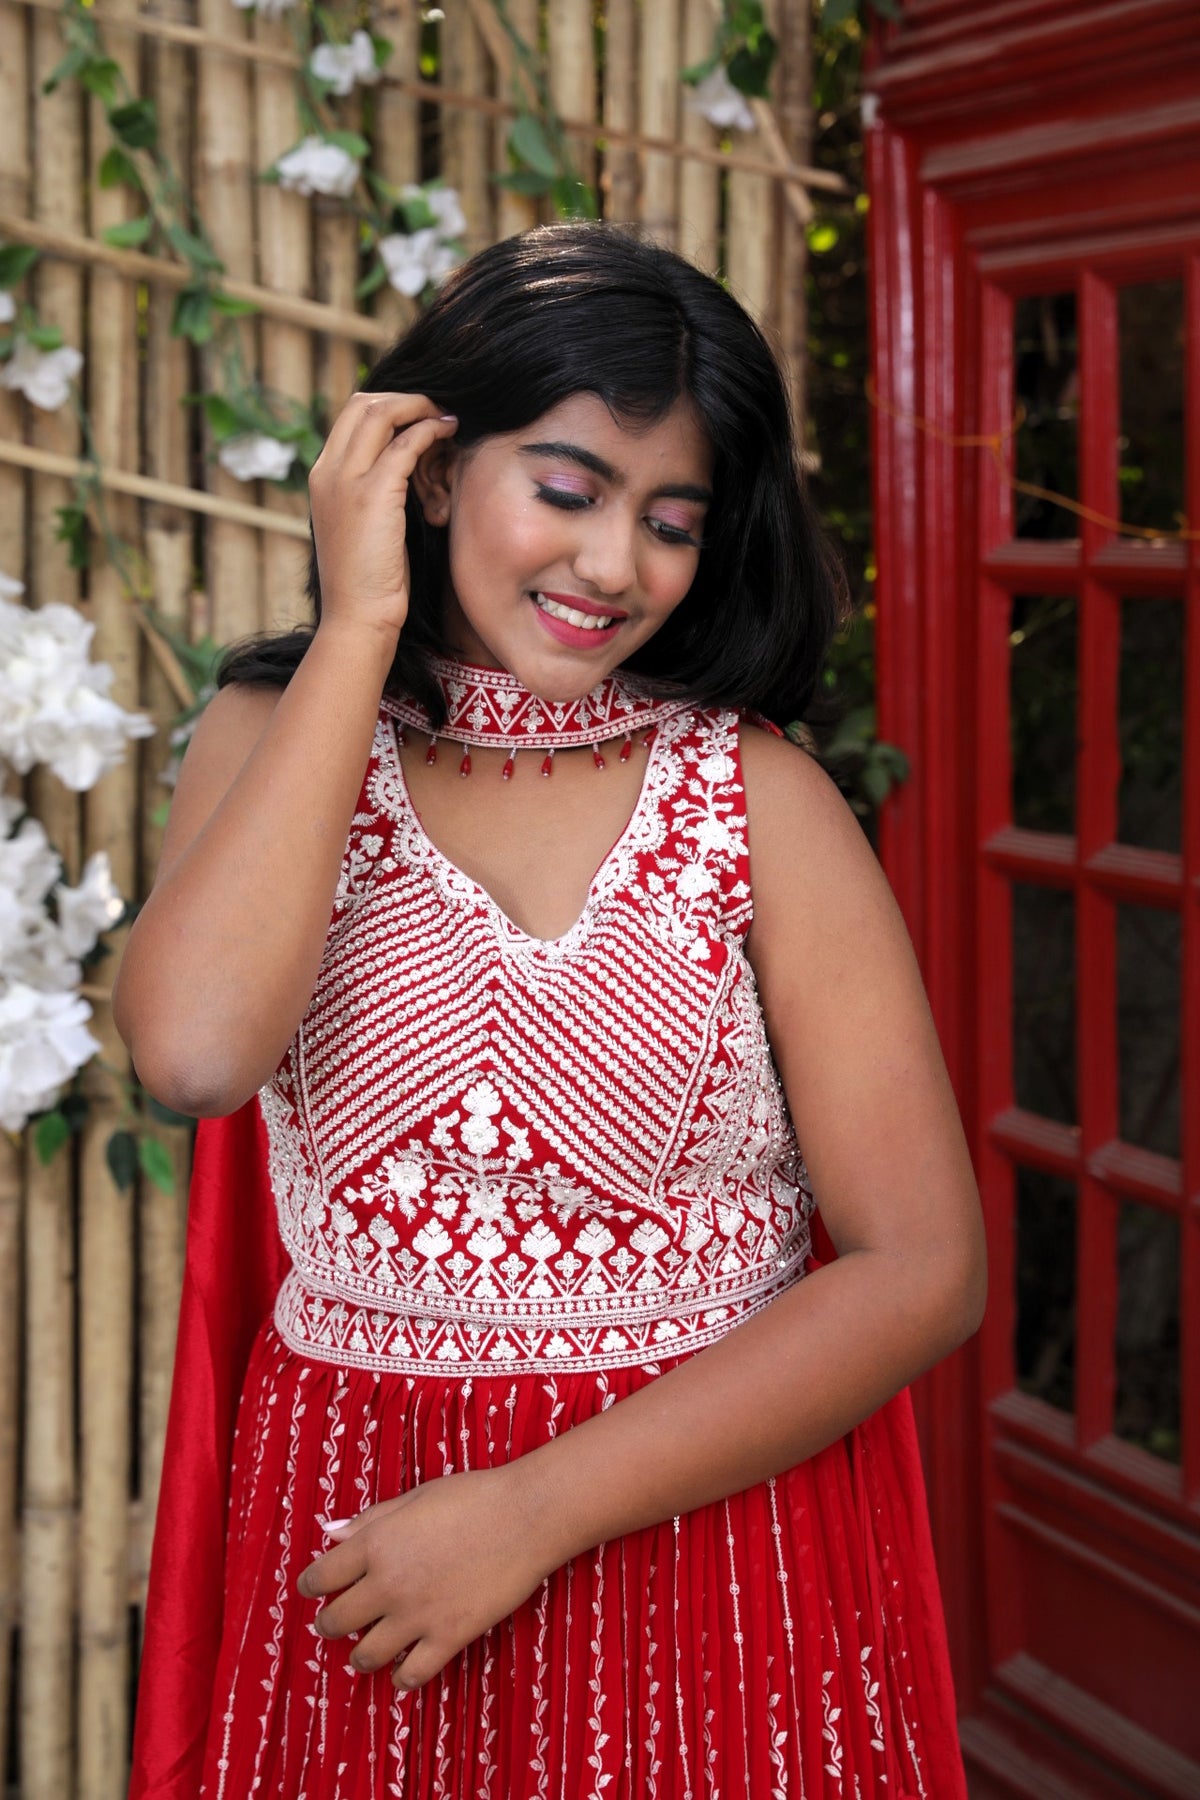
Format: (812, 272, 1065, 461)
(155, 680, 286, 887)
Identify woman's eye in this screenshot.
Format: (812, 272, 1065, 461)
(649, 518, 702, 548)
(535, 483, 592, 511)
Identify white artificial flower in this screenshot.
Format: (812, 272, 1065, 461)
(230, 0, 296, 14)
(379, 228, 460, 297)
(403, 182, 467, 241)
(0, 336, 84, 410)
(0, 979, 101, 1131)
(687, 65, 755, 133)
(0, 571, 24, 599)
(275, 136, 360, 199)
(0, 292, 14, 324)
(53, 851, 125, 959)
(310, 29, 380, 96)
(0, 597, 156, 790)
(217, 431, 296, 483)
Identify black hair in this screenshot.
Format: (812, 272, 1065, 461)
(216, 221, 847, 728)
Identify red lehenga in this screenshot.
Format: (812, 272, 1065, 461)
(130, 682, 968, 1799)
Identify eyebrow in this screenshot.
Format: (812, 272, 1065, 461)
(518, 440, 712, 504)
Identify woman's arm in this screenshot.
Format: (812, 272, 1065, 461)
(303, 727, 986, 1685)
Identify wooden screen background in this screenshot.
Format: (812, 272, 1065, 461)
(0, 0, 830, 1792)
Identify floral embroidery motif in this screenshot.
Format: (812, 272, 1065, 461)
(261, 704, 813, 1375)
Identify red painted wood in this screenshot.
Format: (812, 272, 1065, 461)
(867, 1, 1200, 1788)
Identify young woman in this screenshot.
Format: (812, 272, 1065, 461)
(119, 222, 985, 1798)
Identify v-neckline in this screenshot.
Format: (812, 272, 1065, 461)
(381, 713, 677, 951)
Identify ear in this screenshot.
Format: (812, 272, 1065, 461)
(409, 435, 458, 528)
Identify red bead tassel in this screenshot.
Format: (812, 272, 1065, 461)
(501, 754, 515, 781)
(642, 726, 656, 749)
(425, 734, 438, 766)
(540, 748, 555, 778)
(592, 742, 605, 770)
(459, 750, 472, 777)
(618, 733, 633, 763)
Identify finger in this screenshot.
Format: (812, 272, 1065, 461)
(372, 415, 459, 491)
(390, 1639, 447, 1691)
(297, 1536, 368, 1600)
(344, 1615, 423, 1677)
(320, 393, 448, 479)
(312, 1577, 383, 1640)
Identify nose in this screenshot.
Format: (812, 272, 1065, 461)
(569, 512, 638, 597)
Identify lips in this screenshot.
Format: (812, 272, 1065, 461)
(529, 591, 625, 648)
(537, 591, 628, 621)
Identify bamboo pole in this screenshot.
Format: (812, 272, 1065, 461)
(548, 0, 596, 198)
(0, 5, 30, 1778)
(77, 0, 141, 1787)
(678, 0, 720, 272)
(725, 0, 779, 330)
(442, 2, 493, 256)
(0, 213, 391, 344)
(197, 0, 262, 650)
(477, 0, 541, 239)
(20, 10, 87, 1792)
(600, 0, 637, 221)
(137, 0, 198, 1603)
(0, 437, 312, 536)
(372, 0, 421, 339)
(254, 6, 314, 634)
(776, 0, 813, 437)
(638, 0, 681, 246)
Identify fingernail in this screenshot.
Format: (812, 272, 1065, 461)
(318, 1515, 354, 1532)
(438, 413, 458, 423)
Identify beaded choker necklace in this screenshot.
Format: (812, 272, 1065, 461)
(379, 653, 682, 780)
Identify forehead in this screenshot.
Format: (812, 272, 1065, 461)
(491, 391, 714, 485)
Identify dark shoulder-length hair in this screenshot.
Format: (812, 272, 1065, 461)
(216, 220, 846, 728)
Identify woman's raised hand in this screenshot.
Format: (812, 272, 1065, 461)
(307, 392, 458, 649)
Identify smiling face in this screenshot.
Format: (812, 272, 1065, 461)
(415, 392, 714, 702)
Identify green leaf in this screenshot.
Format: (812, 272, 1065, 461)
(98, 145, 141, 191)
(858, 759, 892, 807)
(806, 221, 839, 254)
(821, 0, 859, 25)
(138, 1134, 177, 1196)
(25, 322, 64, 351)
(209, 290, 258, 318)
(171, 283, 215, 345)
(145, 1095, 195, 1126)
(354, 260, 388, 301)
(324, 129, 369, 158)
(102, 214, 153, 249)
(370, 32, 393, 68)
(109, 99, 158, 151)
(509, 112, 560, 179)
(726, 34, 777, 98)
(680, 53, 721, 87)
(0, 244, 39, 287)
(397, 193, 437, 232)
(552, 175, 599, 221)
(199, 393, 240, 439)
(54, 502, 91, 570)
(166, 222, 225, 272)
(493, 168, 555, 197)
(34, 1110, 71, 1164)
(80, 57, 121, 105)
(106, 1128, 139, 1192)
(42, 44, 89, 94)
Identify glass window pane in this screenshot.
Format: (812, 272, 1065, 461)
(1114, 1203, 1180, 1463)
(1015, 1167, 1076, 1413)
(1013, 884, 1076, 1125)
(1119, 599, 1183, 854)
(1117, 905, 1181, 1159)
(1014, 292, 1079, 541)
(1011, 594, 1077, 833)
(1118, 281, 1185, 534)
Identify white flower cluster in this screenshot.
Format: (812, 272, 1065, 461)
(0, 576, 153, 1130)
(217, 432, 296, 484)
(275, 136, 361, 199)
(309, 29, 381, 98)
(0, 334, 85, 410)
(687, 65, 756, 133)
(378, 186, 467, 298)
(0, 578, 157, 789)
(0, 795, 124, 1130)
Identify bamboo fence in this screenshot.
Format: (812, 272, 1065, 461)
(0, 1, 834, 1790)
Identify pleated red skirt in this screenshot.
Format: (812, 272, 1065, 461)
(197, 1320, 967, 1799)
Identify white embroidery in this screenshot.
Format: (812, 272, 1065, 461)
(261, 705, 813, 1375)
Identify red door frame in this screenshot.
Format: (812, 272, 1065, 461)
(865, 3, 1200, 1793)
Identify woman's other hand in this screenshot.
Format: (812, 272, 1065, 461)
(307, 391, 458, 647)
(297, 1466, 549, 1691)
